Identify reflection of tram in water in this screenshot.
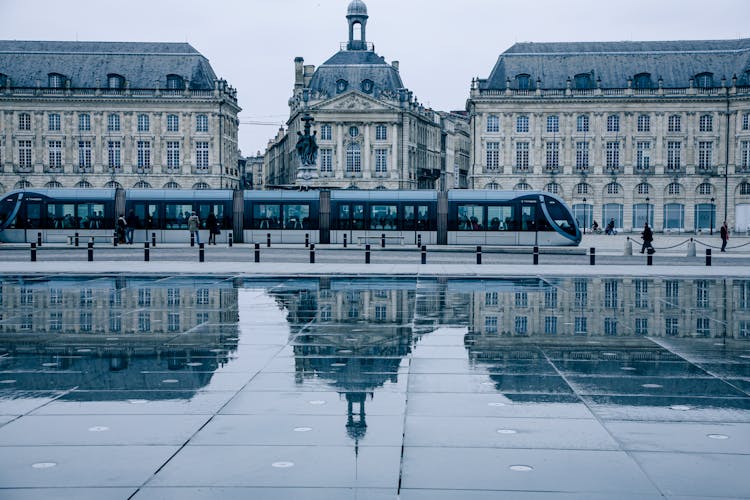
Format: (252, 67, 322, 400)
(0, 188, 581, 246)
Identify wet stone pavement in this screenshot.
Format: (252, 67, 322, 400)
(0, 275, 748, 499)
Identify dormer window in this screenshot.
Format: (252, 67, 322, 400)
(336, 79, 349, 93)
(574, 73, 592, 90)
(166, 74, 184, 89)
(515, 74, 531, 90)
(634, 73, 652, 89)
(107, 74, 125, 89)
(695, 72, 714, 88)
(48, 73, 65, 88)
(360, 79, 374, 94)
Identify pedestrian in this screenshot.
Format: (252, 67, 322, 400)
(720, 221, 729, 252)
(640, 222, 654, 254)
(116, 214, 127, 244)
(188, 211, 200, 245)
(125, 209, 137, 244)
(207, 211, 218, 245)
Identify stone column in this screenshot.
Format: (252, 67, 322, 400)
(363, 123, 371, 179)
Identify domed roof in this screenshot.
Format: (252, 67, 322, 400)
(308, 50, 403, 99)
(347, 0, 368, 16)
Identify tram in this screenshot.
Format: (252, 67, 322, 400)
(0, 188, 581, 246)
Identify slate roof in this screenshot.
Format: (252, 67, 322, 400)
(0, 40, 218, 89)
(482, 38, 750, 90)
(308, 49, 403, 98)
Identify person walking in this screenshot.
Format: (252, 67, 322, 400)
(188, 211, 200, 245)
(125, 209, 137, 244)
(116, 214, 127, 244)
(720, 221, 729, 252)
(206, 211, 218, 245)
(640, 222, 654, 254)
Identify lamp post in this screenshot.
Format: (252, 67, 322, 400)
(710, 197, 715, 235)
(582, 197, 587, 234)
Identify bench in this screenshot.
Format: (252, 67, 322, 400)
(67, 234, 115, 245)
(356, 235, 405, 246)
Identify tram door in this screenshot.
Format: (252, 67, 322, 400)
(518, 201, 538, 246)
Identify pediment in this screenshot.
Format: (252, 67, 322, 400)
(311, 91, 396, 112)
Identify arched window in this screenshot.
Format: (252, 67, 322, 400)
(515, 74, 531, 90)
(164, 181, 181, 189)
(486, 182, 500, 190)
(575, 182, 590, 195)
(134, 181, 152, 189)
(739, 182, 750, 195)
(104, 181, 122, 189)
(544, 183, 560, 194)
(346, 143, 361, 173)
(76, 180, 92, 188)
(48, 73, 65, 88)
(633, 73, 652, 89)
(695, 72, 714, 88)
(636, 183, 650, 195)
(605, 182, 621, 195)
(15, 180, 32, 189)
(192, 182, 209, 190)
(697, 183, 713, 195)
(666, 182, 681, 195)
(107, 74, 125, 89)
(514, 182, 532, 191)
(45, 181, 62, 188)
(166, 74, 183, 89)
(574, 73, 592, 90)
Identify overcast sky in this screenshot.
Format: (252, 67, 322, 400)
(3, 0, 749, 155)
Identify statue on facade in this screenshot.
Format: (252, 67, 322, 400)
(296, 115, 319, 166)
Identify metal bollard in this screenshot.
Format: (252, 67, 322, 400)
(477, 245, 482, 265)
(310, 243, 315, 263)
(87, 241, 94, 262)
(30, 242, 36, 262)
(305, 233, 309, 248)
(687, 238, 696, 257)
(365, 244, 371, 264)
(152, 232, 156, 247)
(624, 237, 632, 256)
(254, 243, 260, 263)
(421, 245, 427, 264)
(199, 243, 205, 262)
(113, 233, 118, 246)
(190, 232, 195, 247)
(37, 232, 42, 247)
(533, 246, 539, 265)
(343, 234, 347, 248)
(590, 247, 596, 266)
(381, 233, 386, 248)
(228, 232, 233, 247)
(706, 248, 712, 266)
(267, 233, 271, 247)
(144, 242, 150, 262)
(417, 234, 422, 248)
(74, 232, 79, 247)
(647, 253, 653, 266)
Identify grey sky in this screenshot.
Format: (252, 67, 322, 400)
(2, 0, 749, 155)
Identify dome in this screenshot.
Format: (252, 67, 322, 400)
(347, 0, 368, 16)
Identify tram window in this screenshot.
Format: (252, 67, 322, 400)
(165, 204, 193, 229)
(47, 203, 76, 229)
(337, 205, 350, 230)
(352, 204, 364, 230)
(79, 204, 106, 229)
(487, 206, 514, 231)
(545, 198, 577, 235)
(458, 205, 484, 230)
(404, 206, 416, 230)
(521, 205, 536, 231)
(0, 197, 17, 228)
(284, 204, 309, 229)
(253, 204, 280, 229)
(371, 205, 397, 230)
(416, 205, 430, 230)
(198, 204, 225, 229)
(134, 204, 158, 229)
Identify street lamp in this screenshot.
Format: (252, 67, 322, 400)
(710, 197, 715, 235)
(582, 197, 587, 234)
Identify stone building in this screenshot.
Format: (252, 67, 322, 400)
(0, 41, 241, 192)
(265, 0, 449, 190)
(468, 39, 750, 232)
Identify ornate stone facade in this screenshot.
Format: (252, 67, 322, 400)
(0, 41, 241, 192)
(469, 40, 750, 233)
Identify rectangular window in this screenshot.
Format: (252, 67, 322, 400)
(48, 113, 61, 132)
(665, 317, 679, 336)
(606, 141, 620, 169)
(743, 112, 749, 131)
(137, 114, 149, 132)
(515, 292, 528, 308)
(49, 288, 63, 305)
(514, 316, 528, 335)
(635, 318, 648, 336)
(635, 279, 649, 308)
(515, 142, 529, 170)
(107, 113, 120, 132)
(167, 114, 179, 132)
(375, 148, 388, 173)
(485, 316, 498, 334)
(636, 141, 651, 170)
(108, 141, 121, 169)
(196, 114, 208, 132)
(138, 311, 150, 332)
(668, 115, 681, 133)
(486, 142, 500, 170)
(574, 279, 587, 308)
(80, 312, 92, 332)
(667, 141, 681, 170)
(698, 141, 713, 169)
(544, 316, 557, 335)
(696, 280, 710, 308)
(699, 115, 713, 132)
(516, 115, 529, 133)
(196, 142, 209, 170)
(320, 124, 332, 141)
(576, 115, 589, 133)
(49, 312, 62, 332)
(637, 114, 650, 132)
(574, 316, 587, 335)
(320, 148, 333, 173)
(346, 145, 361, 173)
(137, 140, 151, 169)
(665, 280, 679, 308)
(544, 288, 557, 308)
(604, 280, 618, 309)
(78, 113, 90, 132)
(742, 141, 750, 170)
(168, 312, 180, 332)
(486, 115, 499, 133)
(485, 291, 498, 306)
(167, 288, 180, 306)
(48, 140, 62, 169)
(696, 317, 711, 337)
(546, 115, 559, 133)
(19, 113, 31, 131)
(78, 140, 92, 169)
(545, 141, 559, 169)
(604, 317, 617, 336)
(138, 288, 151, 307)
(607, 114, 619, 132)
(167, 141, 180, 169)
(576, 141, 589, 171)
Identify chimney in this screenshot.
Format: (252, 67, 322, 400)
(294, 57, 304, 88)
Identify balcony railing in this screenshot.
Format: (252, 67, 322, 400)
(543, 166, 560, 174)
(696, 165, 718, 175)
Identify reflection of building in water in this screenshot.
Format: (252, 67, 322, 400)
(0, 277, 239, 399)
(462, 277, 749, 339)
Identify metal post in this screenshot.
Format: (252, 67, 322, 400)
(590, 247, 596, 266)
(305, 233, 309, 248)
(190, 232, 195, 247)
(533, 246, 539, 265)
(381, 233, 386, 248)
(706, 248, 712, 266)
(113, 233, 118, 246)
(199, 243, 205, 262)
(421, 245, 427, 264)
(310, 243, 315, 263)
(417, 234, 422, 248)
(152, 232, 156, 247)
(228, 232, 233, 247)
(267, 233, 271, 247)
(144, 242, 150, 262)
(343, 234, 347, 248)
(37, 232, 42, 247)
(30, 243, 36, 262)
(365, 244, 371, 264)
(74, 232, 79, 247)
(476, 245, 482, 265)
(254, 243, 260, 263)
(87, 241, 93, 262)
(647, 253, 653, 266)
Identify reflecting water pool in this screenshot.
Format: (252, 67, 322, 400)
(0, 275, 749, 498)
